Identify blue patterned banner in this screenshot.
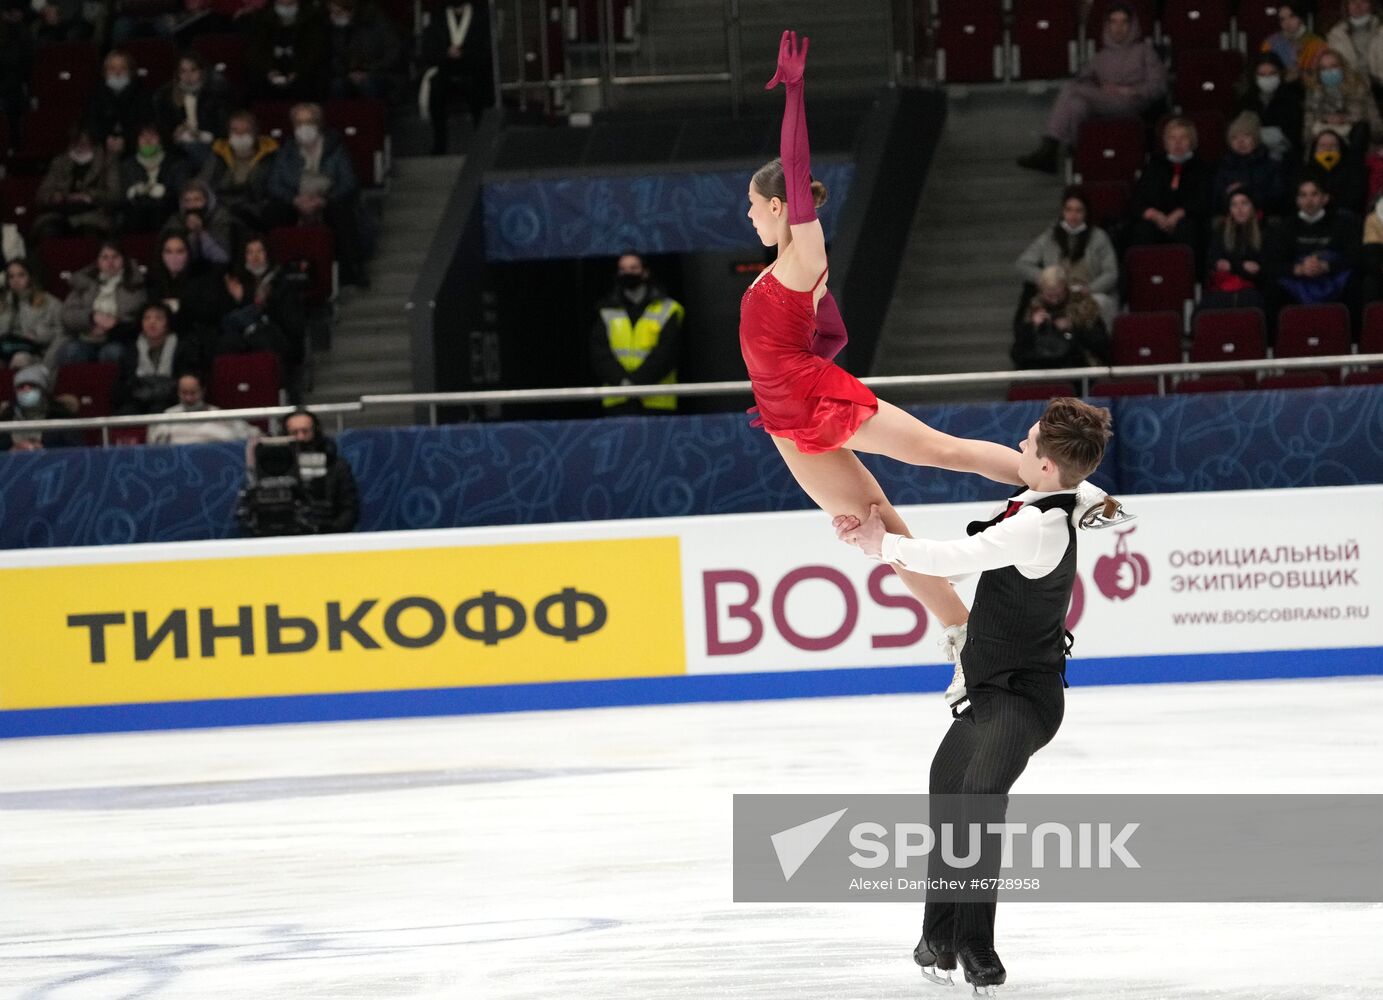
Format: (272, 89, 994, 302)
(482, 162, 855, 261)
(1, 386, 1380, 550)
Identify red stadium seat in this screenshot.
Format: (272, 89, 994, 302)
(250, 99, 296, 142)
(267, 224, 337, 307)
(1175, 373, 1250, 393)
(1084, 179, 1131, 228)
(1111, 311, 1183, 365)
(122, 37, 178, 87)
(1258, 371, 1331, 390)
(0, 373, 12, 406)
(1011, 0, 1078, 80)
(934, 0, 1005, 84)
(326, 98, 389, 187)
(1236, 3, 1281, 53)
(1072, 117, 1146, 183)
(1, 174, 43, 236)
(210, 351, 282, 409)
(1161, 0, 1232, 50)
(1173, 49, 1243, 115)
(1125, 244, 1196, 315)
(109, 425, 148, 446)
(119, 231, 161, 275)
(1343, 369, 1383, 385)
(17, 107, 81, 163)
(30, 40, 100, 112)
(1183, 109, 1227, 163)
(1275, 303, 1352, 358)
(53, 362, 119, 417)
(1007, 381, 1078, 402)
(1091, 377, 1160, 396)
(37, 235, 102, 299)
(1360, 301, 1383, 355)
(1191, 308, 1266, 362)
(190, 33, 250, 95)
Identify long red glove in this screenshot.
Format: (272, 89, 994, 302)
(810, 290, 848, 360)
(765, 29, 815, 226)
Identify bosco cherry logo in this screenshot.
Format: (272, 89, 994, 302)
(1094, 527, 1151, 601)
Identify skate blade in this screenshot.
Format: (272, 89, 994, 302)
(1079, 495, 1137, 531)
(968, 987, 999, 998)
(919, 966, 954, 987)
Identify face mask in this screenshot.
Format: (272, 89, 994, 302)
(330, 12, 351, 26)
(274, 3, 297, 19)
(1059, 220, 1087, 235)
(229, 133, 256, 156)
(1350, 14, 1373, 27)
(1315, 149, 1342, 169)
(1299, 208, 1326, 224)
(1167, 150, 1194, 164)
(247, 262, 269, 277)
(1256, 73, 1281, 94)
(106, 73, 130, 92)
(138, 142, 161, 158)
(294, 124, 320, 146)
(1320, 67, 1345, 88)
(16, 388, 42, 409)
(69, 148, 94, 164)
(617, 272, 645, 291)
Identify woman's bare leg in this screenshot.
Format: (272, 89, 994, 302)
(773, 437, 968, 627)
(845, 399, 1024, 486)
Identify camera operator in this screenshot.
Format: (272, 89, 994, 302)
(236, 408, 359, 535)
(1011, 264, 1111, 371)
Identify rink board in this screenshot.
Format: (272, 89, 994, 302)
(1, 484, 1380, 737)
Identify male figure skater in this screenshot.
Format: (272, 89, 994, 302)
(835, 397, 1114, 995)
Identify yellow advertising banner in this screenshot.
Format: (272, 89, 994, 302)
(0, 537, 684, 710)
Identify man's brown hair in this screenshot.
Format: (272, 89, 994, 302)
(1038, 397, 1113, 486)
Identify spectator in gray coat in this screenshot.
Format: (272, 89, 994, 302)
(32, 126, 122, 241)
(1016, 187, 1120, 328)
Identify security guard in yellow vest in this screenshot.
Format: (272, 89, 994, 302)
(590, 253, 684, 413)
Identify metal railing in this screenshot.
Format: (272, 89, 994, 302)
(5, 354, 1377, 442)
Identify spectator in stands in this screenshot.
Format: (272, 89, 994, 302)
(0, 364, 80, 452)
(420, 0, 495, 155)
(219, 235, 305, 373)
(199, 110, 279, 230)
(1011, 264, 1110, 371)
(34, 0, 102, 42)
(161, 179, 241, 264)
(264, 102, 368, 287)
(144, 231, 228, 344)
(1214, 112, 1289, 217)
(237, 409, 358, 534)
(114, 301, 202, 413)
(111, 0, 181, 43)
(1, 2, 35, 149)
(1128, 117, 1214, 258)
(57, 242, 147, 363)
(1, 259, 64, 370)
(119, 122, 191, 233)
(1360, 190, 1383, 303)
(590, 253, 683, 414)
(1331, 0, 1383, 74)
(1202, 190, 1270, 311)
(154, 52, 231, 170)
(1303, 48, 1382, 146)
(148, 372, 255, 444)
(1272, 177, 1360, 309)
(1262, 2, 1327, 84)
(1301, 128, 1369, 213)
(1017, 3, 1165, 174)
(32, 126, 122, 242)
(1241, 52, 1307, 163)
(326, 0, 402, 100)
(246, 0, 329, 100)
(1016, 186, 1119, 328)
(87, 51, 156, 161)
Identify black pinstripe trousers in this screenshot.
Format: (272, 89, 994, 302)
(921, 673, 1065, 950)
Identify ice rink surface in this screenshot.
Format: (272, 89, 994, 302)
(2, 675, 1382, 1000)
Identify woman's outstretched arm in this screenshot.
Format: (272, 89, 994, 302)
(766, 30, 827, 283)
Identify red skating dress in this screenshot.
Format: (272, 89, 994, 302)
(739, 263, 878, 454)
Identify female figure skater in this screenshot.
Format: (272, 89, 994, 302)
(744, 30, 1023, 663)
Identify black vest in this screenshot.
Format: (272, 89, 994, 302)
(963, 491, 1078, 691)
